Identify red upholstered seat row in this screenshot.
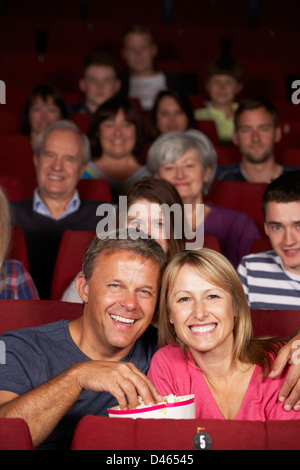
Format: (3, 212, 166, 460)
(70, 415, 300, 450)
(1, 411, 300, 450)
(0, 298, 299, 339)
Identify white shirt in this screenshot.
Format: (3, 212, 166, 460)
(33, 188, 81, 220)
(129, 72, 167, 110)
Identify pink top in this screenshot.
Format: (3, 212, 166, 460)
(147, 345, 300, 421)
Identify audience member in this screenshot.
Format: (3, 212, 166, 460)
(10, 120, 110, 299)
(148, 248, 300, 419)
(21, 84, 68, 149)
(194, 56, 243, 144)
(68, 52, 121, 115)
(216, 99, 298, 182)
(238, 170, 300, 309)
(147, 130, 261, 267)
(0, 229, 166, 449)
(120, 24, 195, 112)
(0, 186, 38, 299)
(62, 176, 186, 304)
(82, 94, 147, 203)
(150, 89, 195, 139)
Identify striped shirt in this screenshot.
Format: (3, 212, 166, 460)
(237, 251, 300, 310)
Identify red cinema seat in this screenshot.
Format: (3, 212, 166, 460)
(279, 120, 300, 150)
(215, 145, 241, 165)
(205, 180, 267, 236)
(188, 94, 204, 109)
(0, 175, 36, 201)
(250, 237, 272, 254)
(77, 179, 112, 202)
(251, 309, 300, 338)
(7, 226, 30, 272)
(0, 17, 36, 54)
(51, 230, 95, 300)
(70, 113, 91, 134)
(203, 235, 221, 253)
(266, 420, 300, 450)
(280, 147, 300, 166)
(71, 415, 266, 450)
(0, 418, 33, 450)
(0, 299, 82, 334)
(0, 109, 19, 135)
(0, 135, 35, 178)
(195, 119, 219, 145)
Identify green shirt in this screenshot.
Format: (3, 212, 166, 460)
(194, 102, 238, 142)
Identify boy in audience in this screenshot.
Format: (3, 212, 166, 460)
(120, 24, 195, 112)
(68, 52, 121, 114)
(194, 56, 243, 144)
(237, 170, 300, 309)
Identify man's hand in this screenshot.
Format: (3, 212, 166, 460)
(269, 333, 300, 411)
(77, 360, 163, 410)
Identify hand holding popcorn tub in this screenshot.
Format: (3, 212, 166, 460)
(108, 394, 195, 419)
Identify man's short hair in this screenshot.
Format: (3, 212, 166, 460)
(121, 24, 156, 45)
(82, 228, 167, 283)
(234, 98, 279, 128)
(205, 56, 243, 83)
(82, 51, 119, 77)
(34, 119, 91, 166)
(262, 170, 300, 219)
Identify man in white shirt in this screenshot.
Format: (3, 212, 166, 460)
(10, 120, 110, 298)
(120, 24, 195, 112)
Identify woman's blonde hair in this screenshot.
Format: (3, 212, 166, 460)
(158, 248, 283, 375)
(0, 186, 11, 269)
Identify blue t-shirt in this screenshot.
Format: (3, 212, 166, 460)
(0, 320, 158, 449)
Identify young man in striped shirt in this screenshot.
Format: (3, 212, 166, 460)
(237, 170, 300, 309)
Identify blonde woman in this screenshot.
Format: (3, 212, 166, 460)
(0, 187, 38, 299)
(148, 248, 300, 420)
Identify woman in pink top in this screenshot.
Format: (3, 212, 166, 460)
(147, 248, 300, 420)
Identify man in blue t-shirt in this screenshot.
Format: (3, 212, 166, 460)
(0, 229, 166, 449)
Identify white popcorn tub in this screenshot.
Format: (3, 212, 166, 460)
(108, 394, 195, 419)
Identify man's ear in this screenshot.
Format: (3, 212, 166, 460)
(75, 273, 90, 303)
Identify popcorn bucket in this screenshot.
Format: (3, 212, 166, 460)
(108, 394, 195, 419)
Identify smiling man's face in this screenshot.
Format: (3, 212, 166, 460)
(76, 249, 161, 360)
(34, 129, 86, 202)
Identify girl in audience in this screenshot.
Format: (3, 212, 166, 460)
(0, 186, 39, 299)
(21, 84, 68, 149)
(82, 94, 147, 203)
(62, 176, 186, 304)
(148, 248, 300, 420)
(147, 130, 261, 267)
